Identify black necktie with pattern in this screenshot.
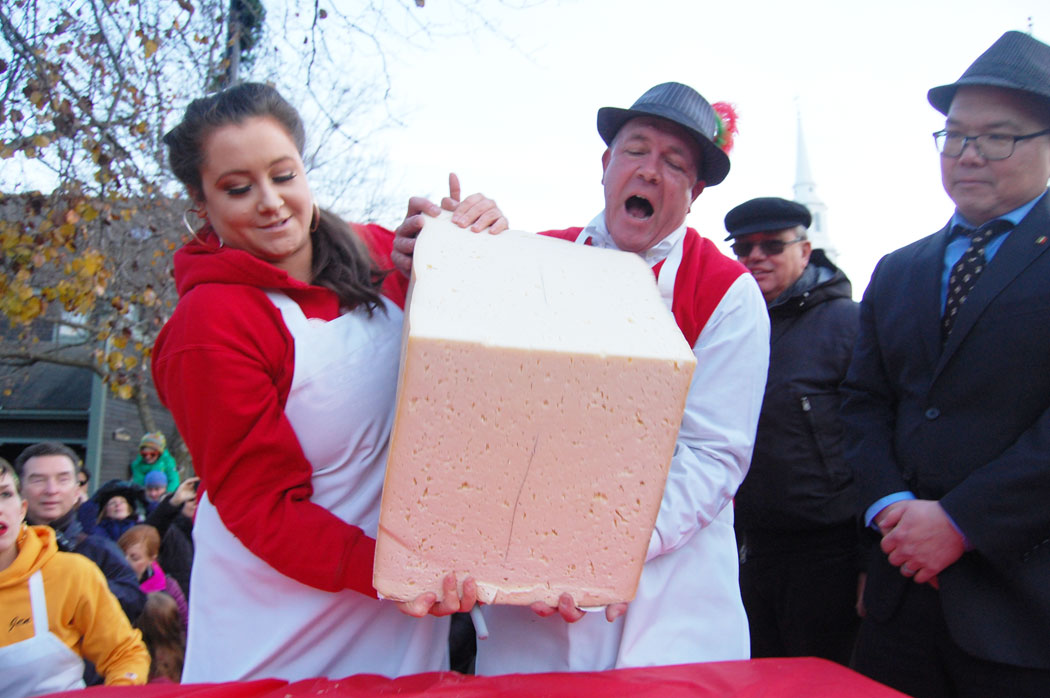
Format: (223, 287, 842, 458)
(942, 219, 1012, 341)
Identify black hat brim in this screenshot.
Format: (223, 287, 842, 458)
(597, 105, 731, 186)
(723, 218, 810, 240)
(928, 76, 1050, 115)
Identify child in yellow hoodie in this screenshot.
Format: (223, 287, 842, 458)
(0, 458, 149, 695)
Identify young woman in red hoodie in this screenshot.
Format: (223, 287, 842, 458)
(153, 82, 501, 682)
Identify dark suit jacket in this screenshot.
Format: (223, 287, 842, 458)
(841, 191, 1050, 670)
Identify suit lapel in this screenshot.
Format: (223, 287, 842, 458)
(935, 195, 1050, 380)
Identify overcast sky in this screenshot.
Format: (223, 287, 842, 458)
(367, 0, 1046, 298)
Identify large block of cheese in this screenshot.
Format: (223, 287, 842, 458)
(374, 213, 696, 607)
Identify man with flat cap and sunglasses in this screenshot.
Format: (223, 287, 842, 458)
(725, 197, 861, 667)
(393, 82, 769, 673)
(841, 30, 1050, 697)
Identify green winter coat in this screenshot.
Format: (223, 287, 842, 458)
(129, 450, 180, 492)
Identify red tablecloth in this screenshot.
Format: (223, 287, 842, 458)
(47, 658, 907, 697)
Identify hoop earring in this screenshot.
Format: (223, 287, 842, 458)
(183, 208, 223, 249)
(310, 203, 320, 233)
(182, 208, 199, 237)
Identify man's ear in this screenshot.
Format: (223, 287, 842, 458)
(600, 148, 612, 184)
(690, 179, 706, 202)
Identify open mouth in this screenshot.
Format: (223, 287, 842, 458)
(0, 522, 8, 535)
(625, 195, 653, 220)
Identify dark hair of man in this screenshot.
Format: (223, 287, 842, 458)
(162, 81, 389, 314)
(13, 441, 80, 479)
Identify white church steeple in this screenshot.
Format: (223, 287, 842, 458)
(793, 115, 837, 260)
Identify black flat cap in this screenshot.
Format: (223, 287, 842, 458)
(928, 31, 1050, 115)
(724, 197, 811, 240)
(597, 82, 731, 186)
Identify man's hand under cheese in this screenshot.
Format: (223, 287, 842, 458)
(391, 172, 508, 276)
(529, 595, 629, 623)
(397, 573, 479, 618)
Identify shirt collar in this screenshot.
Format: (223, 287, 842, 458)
(581, 211, 688, 266)
(950, 189, 1048, 235)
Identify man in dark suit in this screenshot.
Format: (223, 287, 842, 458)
(842, 31, 1050, 698)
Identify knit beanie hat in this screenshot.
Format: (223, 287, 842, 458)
(144, 470, 168, 487)
(139, 432, 166, 452)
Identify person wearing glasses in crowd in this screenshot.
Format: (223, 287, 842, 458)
(724, 197, 861, 666)
(130, 432, 179, 494)
(841, 31, 1050, 697)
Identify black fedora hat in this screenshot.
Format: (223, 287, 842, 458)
(928, 31, 1050, 114)
(597, 82, 731, 186)
(723, 197, 812, 240)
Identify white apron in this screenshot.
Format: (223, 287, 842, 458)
(0, 571, 86, 697)
(183, 293, 448, 682)
(476, 223, 750, 673)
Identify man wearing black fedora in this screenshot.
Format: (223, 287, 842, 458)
(842, 30, 1050, 696)
(461, 83, 770, 673)
(725, 197, 861, 666)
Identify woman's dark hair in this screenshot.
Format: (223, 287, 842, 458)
(163, 82, 388, 313)
(134, 592, 186, 682)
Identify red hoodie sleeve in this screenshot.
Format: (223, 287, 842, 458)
(152, 283, 377, 597)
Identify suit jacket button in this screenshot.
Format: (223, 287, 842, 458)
(925, 407, 940, 420)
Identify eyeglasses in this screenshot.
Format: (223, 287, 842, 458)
(731, 237, 804, 258)
(932, 128, 1050, 160)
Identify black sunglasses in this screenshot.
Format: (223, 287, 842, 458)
(731, 237, 804, 257)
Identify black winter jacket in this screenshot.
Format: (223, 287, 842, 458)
(145, 493, 194, 600)
(735, 250, 860, 533)
(49, 506, 147, 621)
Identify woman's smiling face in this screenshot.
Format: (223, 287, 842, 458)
(104, 495, 132, 520)
(197, 115, 315, 282)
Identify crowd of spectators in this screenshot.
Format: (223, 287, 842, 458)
(4, 29, 1049, 698)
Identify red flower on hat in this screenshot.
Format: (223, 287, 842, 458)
(712, 102, 739, 154)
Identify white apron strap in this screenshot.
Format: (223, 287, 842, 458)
(655, 233, 685, 308)
(29, 570, 48, 636)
